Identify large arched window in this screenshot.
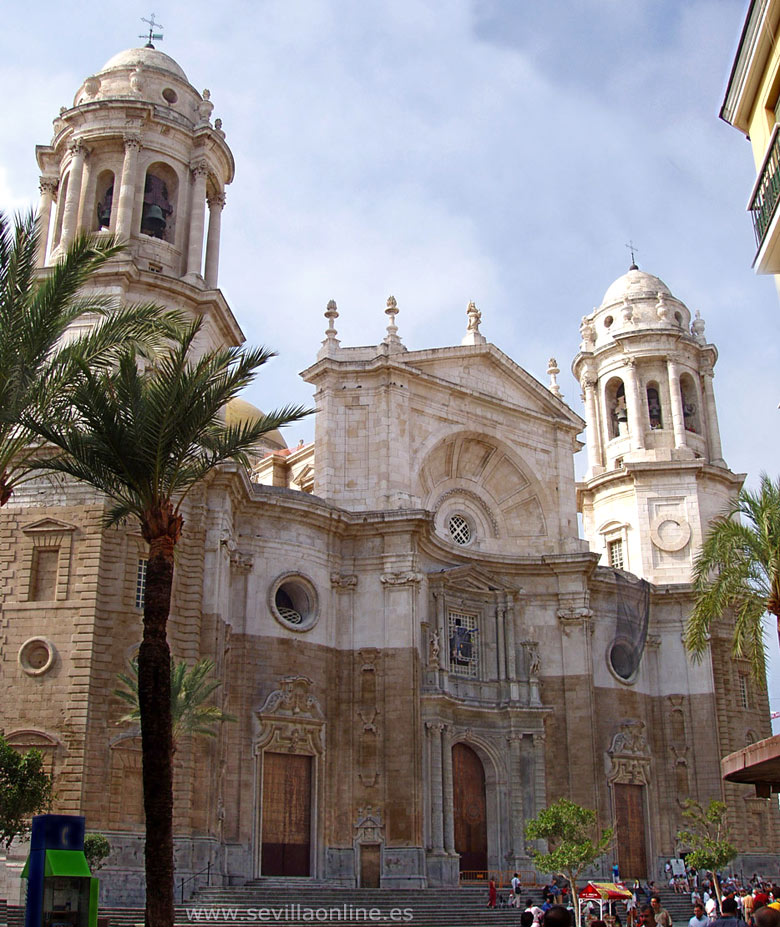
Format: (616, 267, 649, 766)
(141, 162, 178, 243)
(95, 169, 115, 231)
(646, 382, 663, 429)
(605, 377, 627, 440)
(679, 373, 700, 434)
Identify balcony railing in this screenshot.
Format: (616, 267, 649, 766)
(750, 124, 780, 251)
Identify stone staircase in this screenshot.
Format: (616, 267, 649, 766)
(3, 885, 536, 927)
(652, 888, 697, 926)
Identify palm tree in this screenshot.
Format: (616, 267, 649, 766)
(684, 473, 780, 679)
(115, 657, 236, 744)
(0, 209, 181, 506)
(26, 320, 309, 927)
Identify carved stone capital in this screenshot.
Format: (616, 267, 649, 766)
(123, 133, 142, 151)
(425, 721, 445, 735)
(380, 571, 423, 586)
(69, 138, 88, 159)
(330, 572, 357, 588)
(207, 191, 226, 210)
(191, 159, 210, 179)
(39, 177, 58, 197)
(580, 375, 597, 392)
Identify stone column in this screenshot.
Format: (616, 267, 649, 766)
(667, 357, 687, 449)
(701, 367, 725, 465)
(204, 191, 225, 288)
(496, 605, 506, 681)
(442, 727, 455, 855)
(60, 139, 87, 247)
(426, 722, 444, 853)
(187, 160, 209, 278)
(36, 178, 58, 267)
(623, 358, 646, 450)
(115, 134, 142, 242)
(508, 734, 525, 863)
(580, 375, 603, 472)
(504, 597, 517, 680)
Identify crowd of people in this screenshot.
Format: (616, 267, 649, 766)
(484, 871, 780, 927)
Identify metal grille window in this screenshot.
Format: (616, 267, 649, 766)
(135, 558, 148, 609)
(739, 674, 749, 710)
(448, 611, 479, 678)
(448, 514, 472, 546)
(608, 539, 624, 570)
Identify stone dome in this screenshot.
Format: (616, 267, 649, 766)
(226, 398, 287, 451)
(98, 47, 189, 83)
(601, 267, 673, 307)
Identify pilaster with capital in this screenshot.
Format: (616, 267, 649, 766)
(204, 191, 226, 287)
(441, 726, 455, 854)
(580, 374, 604, 472)
(700, 367, 724, 465)
(187, 160, 210, 277)
(426, 722, 445, 852)
(623, 358, 646, 450)
(115, 134, 142, 241)
(36, 178, 58, 266)
(507, 733, 526, 861)
(666, 357, 687, 449)
(60, 139, 88, 247)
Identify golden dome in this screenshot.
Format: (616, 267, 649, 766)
(225, 398, 287, 451)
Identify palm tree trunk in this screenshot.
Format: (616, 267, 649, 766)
(139, 534, 175, 927)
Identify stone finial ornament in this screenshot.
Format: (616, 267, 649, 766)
(691, 310, 706, 345)
(83, 76, 101, 98)
(198, 91, 214, 123)
(462, 300, 487, 345)
(621, 297, 633, 325)
(383, 295, 402, 346)
(656, 291, 670, 323)
(318, 299, 340, 358)
(547, 358, 562, 398)
(130, 66, 144, 95)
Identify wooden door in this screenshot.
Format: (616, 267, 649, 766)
(614, 782, 647, 879)
(452, 743, 488, 872)
(360, 844, 381, 888)
(261, 752, 312, 876)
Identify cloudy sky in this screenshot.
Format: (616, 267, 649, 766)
(1, 0, 778, 723)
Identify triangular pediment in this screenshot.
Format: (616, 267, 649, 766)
(427, 563, 520, 595)
(22, 518, 76, 534)
(402, 344, 583, 429)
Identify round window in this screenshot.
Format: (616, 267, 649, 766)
(269, 573, 319, 631)
(19, 637, 56, 676)
(162, 88, 178, 104)
(604, 315, 614, 328)
(448, 513, 472, 546)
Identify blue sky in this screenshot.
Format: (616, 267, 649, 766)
(1, 0, 778, 724)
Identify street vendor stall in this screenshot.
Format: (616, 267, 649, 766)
(578, 882, 633, 922)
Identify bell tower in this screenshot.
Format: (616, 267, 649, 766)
(34, 44, 242, 352)
(573, 265, 744, 584)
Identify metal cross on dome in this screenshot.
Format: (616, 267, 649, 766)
(139, 13, 164, 48)
(625, 240, 639, 269)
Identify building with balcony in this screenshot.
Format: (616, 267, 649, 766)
(721, 0, 780, 276)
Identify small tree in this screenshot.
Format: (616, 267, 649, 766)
(114, 657, 236, 745)
(83, 833, 111, 872)
(676, 799, 736, 909)
(0, 735, 54, 848)
(525, 798, 613, 927)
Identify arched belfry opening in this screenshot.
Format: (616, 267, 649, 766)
(452, 742, 487, 873)
(141, 162, 177, 242)
(95, 169, 115, 231)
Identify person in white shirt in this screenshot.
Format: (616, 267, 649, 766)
(690, 903, 709, 927)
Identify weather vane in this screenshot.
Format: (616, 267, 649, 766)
(139, 13, 164, 48)
(625, 240, 639, 268)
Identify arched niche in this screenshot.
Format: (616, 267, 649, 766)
(604, 377, 627, 440)
(94, 169, 115, 231)
(141, 161, 178, 243)
(679, 373, 700, 434)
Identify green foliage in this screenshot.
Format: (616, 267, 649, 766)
(525, 798, 613, 926)
(115, 657, 236, 744)
(0, 735, 54, 848)
(676, 799, 736, 876)
(685, 473, 780, 679)
(83, 833, 111, 871)
(0, 209, 183, 507)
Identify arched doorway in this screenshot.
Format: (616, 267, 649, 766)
(452, 743, 487, 872)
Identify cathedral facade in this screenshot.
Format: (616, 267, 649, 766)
(1, 46, 777, 904)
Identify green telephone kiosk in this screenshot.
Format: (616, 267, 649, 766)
(22, 815, 98, 927)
